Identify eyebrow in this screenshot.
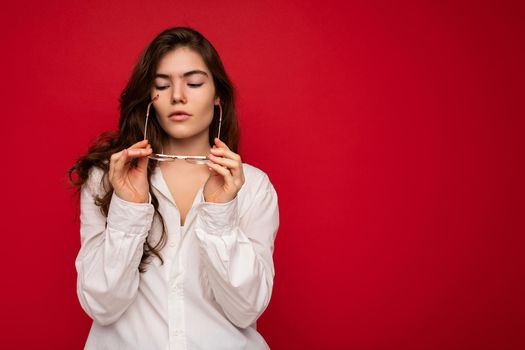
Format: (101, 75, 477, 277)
(155, 70, 209, 79)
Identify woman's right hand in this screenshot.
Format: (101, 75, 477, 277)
(109, 139, 153, 203)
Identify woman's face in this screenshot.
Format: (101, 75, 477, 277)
(150, 46, 219, 142)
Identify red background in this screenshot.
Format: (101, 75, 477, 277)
(2, 0, 524, 349)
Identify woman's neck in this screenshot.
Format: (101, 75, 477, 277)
(162, 131, 210, 156)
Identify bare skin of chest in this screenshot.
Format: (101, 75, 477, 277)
(160, 162, 210, 226)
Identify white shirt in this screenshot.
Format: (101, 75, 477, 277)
(75, 162, 280, 350)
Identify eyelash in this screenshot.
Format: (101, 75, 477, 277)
(155, 84, 203, 90)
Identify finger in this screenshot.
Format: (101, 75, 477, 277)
(115, 148, 151, 176)
(109, 150, 125, 181)
(113, 149, 130, 179)
(207, 162, 235, 187)
(136, 148, 151, 172)
(126, 147, 152, 158)
(127, 149, 152, 172)
(207, 154, 243, 179)
(214, 137, 230, 151)
(209, 147, 241, 162)
(129, 139, 150, 150)
(208, 154, 239, 169)
(209, 148, 242, 177)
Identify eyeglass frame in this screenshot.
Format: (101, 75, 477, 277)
(143, 94, 223, 164)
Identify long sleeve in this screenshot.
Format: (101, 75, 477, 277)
(75, 167, 154, 326)
(194, 173, 280, 329)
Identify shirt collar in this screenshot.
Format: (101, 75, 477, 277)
(150, 163, 205, 210)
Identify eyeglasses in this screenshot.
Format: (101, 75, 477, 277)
(143, 94, 222, 165)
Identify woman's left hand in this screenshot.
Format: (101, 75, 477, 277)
(204, 137, 245, 203)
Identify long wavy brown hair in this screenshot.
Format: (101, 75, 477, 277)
(68, 27, 240, 273)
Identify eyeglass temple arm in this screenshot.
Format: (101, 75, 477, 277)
(144, 94, 160, 141)
(217, 102, 223, 140)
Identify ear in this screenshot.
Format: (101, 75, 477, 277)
(214, 96, 221, 105)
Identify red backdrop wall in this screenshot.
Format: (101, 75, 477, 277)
(2, 0, 524, 349)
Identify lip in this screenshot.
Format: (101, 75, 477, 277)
(168, 112, 191, 121)
(169, 114, 190, 121)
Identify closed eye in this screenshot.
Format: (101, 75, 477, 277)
(155, 83, 204, 90)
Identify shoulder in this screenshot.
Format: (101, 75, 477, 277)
(236, 162, 279, 217)
(240, 162, 277, 198)
(84, 164, 110, 198)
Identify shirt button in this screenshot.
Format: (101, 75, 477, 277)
(170, 240, 176, 247)
(172, 283, 183, 294)
(172, 329, 184, 336)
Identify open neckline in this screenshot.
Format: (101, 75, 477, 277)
(155, 162, 206, 207)
(153, 163, 206, 229)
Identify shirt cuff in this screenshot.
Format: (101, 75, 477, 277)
(107, 192, 155, 234)
(197, 193, 239, 236)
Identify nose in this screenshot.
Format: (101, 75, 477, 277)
(170, 80, 186, 104)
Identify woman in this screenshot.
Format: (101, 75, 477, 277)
(69, 26, 279, 350)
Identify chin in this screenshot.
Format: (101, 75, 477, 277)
(168, 129, 207, 140)
(161, 121, 211, 139)
(167, 132, 194, 140)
